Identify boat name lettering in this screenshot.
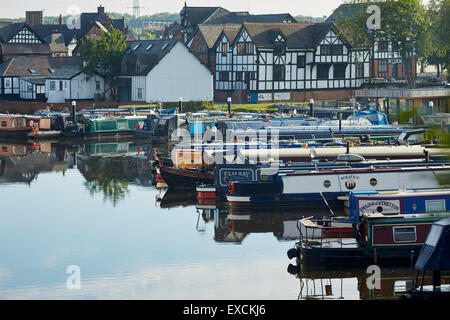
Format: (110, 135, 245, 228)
(360, 200, 400, 212)
(340, 175, 360, 181)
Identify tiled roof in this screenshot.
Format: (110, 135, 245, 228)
(121, 39, 180, 76)
(196, 24, 240, 48)
(0, 43, 51, 55)
(0, 55, 81, 77)
(205, 13, 297, 25)
(241, 22, 336, 49)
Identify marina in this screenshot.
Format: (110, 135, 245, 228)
(0, 0, 449, 305)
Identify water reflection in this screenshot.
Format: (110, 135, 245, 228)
(289, 266, 450, 300)
(0, 141, 73, 185)
(1, 141, 447, 300)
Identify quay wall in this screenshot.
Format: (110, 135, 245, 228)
(0, 101, 148, 114)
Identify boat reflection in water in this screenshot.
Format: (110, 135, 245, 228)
(212, 207, 341, 244)
(156, 188, 197, 209)
(287, 265, 450, 300)
(0, 140, 73, 185)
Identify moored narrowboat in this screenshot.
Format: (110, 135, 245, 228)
(0, 115, 32, 138)
(287, 211, 450, 266)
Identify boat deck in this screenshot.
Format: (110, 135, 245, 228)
(302, 238, 361, 249)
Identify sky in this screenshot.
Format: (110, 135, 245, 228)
(0, 0, 350, 19)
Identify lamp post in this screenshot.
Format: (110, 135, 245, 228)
(71, 100, 76, 122)
(309, 98, 314, 117)
(178, 97, 183, 114)
(227, 97, 232, 118)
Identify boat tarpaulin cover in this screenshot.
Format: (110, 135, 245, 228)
(415, 218, 450, 271)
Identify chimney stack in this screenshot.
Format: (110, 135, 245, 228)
(98, 5, 105, 14)
(26, 11, 43, 26)
(59, 14, 63, 25)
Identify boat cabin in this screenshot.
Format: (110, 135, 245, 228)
(0, 115, 31, 136)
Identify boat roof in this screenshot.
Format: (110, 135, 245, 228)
(415, 218, 450, 271)
(351, 188, 450, 197)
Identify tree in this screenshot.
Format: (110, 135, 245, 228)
(427, 0, 450, 80)
(81, 27, 130, 100)
(337, 0, 431, 87)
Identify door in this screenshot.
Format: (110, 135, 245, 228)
(393, 64, 399, 79)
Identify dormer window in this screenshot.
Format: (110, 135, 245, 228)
(161, 43, 168, 50)
(28, 69, 37, 74)
(133, 44, 140, 51)
(48, 68, 55, 73)
(146, 44, 153, 50)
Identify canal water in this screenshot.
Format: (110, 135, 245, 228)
(0, 140, 427, 300)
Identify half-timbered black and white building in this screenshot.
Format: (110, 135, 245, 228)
(214, 22, 370, 102)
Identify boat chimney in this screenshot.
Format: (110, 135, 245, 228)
(72, 100, 77, 122)
(424, 149, 429, 162)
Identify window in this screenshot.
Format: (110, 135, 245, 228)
(221, 43, 227, 56)
(1, 121, 7, 127)
(28, 68, 37, 74)
(237, 42, 253, 55)
(297, 55, 306, 68)
(333, 63, 347, 79)
(59, 81, 63, 91)
(393, 226, 416, 243)
(219, 71, 229, 81)
(320, 45, 332, 55)
(378, 41, 388, 52)
(273, 65, 285, 81)
(5, 79, 10, 87)
(245, 43, 254, 55)
(96, 81, 101, 91)
(274, 42, 286, 56)
(378, 59, 388, 73)
(137, 88, 143, 99)
(355, 63, 364, 78)
(320, 44, 343, 55)
(245, 71, 256, 81)
(332, 44, 343, 55)
(50, 81, 56, 90)
(317, 64, 330, 80)
(236, 71, 243, 81)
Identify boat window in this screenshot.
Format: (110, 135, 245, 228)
(1, 121, 7, 127)
(393, 226, 416, 243)
(425, 199, 446, 212)
(1, 146, 7, 152)
(425, 225, 442, 246)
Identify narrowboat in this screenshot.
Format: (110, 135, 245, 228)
(347, 188, 450, 222)
(226, 160, 450, 208)
(63, 115, 148, 140)
(403, 218, 450, 300)
(287, 211, 450, 266)
(0, 115, 32, 138)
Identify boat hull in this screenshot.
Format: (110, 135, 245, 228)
(160, 166, 214, 189)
